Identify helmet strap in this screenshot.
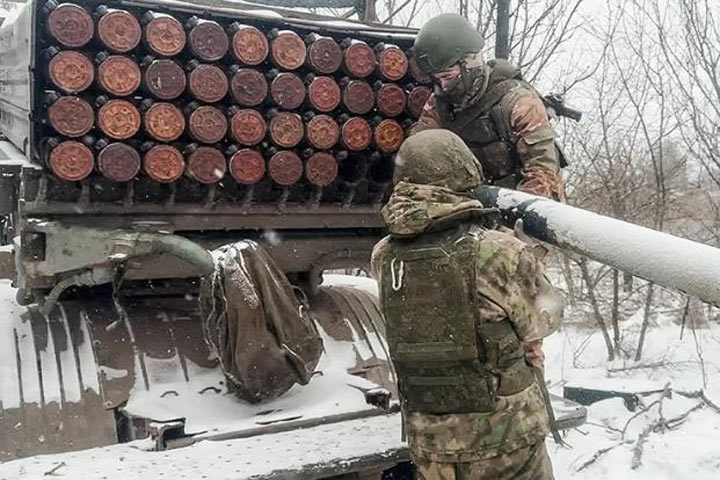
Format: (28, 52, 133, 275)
(459, 59, 472, 92)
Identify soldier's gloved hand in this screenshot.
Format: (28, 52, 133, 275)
(513, 219, 551, 265)
(513, 219, 537, 245)
(523, 339, 545, 372)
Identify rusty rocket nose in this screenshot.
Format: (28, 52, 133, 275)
(49, 140, 95, 182)
(144, 144, 186, 183)
(98, 10, 142, 53)
(98, 143, 141, 183)
(230, 149, 266, 185)
(48, 3, 94, 48)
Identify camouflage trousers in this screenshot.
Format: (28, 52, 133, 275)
(413, 442, 554, 480)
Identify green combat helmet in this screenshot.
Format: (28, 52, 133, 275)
(394, 129, 484, 192)
(414, 13, 485, 74)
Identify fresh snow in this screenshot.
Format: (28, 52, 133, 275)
(120, 319, 378, 436)
(0, 414, 405, 480)
(323, 274, 379, 297)
(0, 280, 24, 410)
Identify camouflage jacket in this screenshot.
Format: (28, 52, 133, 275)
(371, 183, 563, 462)
(412, 60, 566, 201)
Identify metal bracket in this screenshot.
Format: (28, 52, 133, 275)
(150, 420, 187, 451)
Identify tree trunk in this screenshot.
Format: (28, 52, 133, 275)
(634, 284, 655, 361)
(495, 0, 511, 59)
(611, 268, 621, 355)
(561, 253, 577, 306)
(362, 0, 378, 22)
(579, 259, 615, 361)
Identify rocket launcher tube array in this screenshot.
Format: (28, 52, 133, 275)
(39, 1, 423, 199)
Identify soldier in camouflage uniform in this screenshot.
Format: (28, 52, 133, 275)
(411, 13, 566, 202)
(371, 129, 563, 480)
(411, 13, 566, 370)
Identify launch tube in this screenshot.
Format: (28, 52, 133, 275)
(473, 186, 720, 307)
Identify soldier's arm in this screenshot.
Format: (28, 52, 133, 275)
(475, 231, 563, 342)
(409, 94, 441, 135)
(508, 92, 566, 200)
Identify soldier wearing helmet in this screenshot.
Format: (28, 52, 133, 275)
(372, 129, 562, 480)
(411, 13, 566, 201)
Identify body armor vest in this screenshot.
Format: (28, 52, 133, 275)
(435, 60, 530, 186)
(381, 224, 534, 415)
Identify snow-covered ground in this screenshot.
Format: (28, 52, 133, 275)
(1, 276, 719, 479)
(544, 299, 720, 479)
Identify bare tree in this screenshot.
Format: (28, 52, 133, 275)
(640, 0, 720, 190)
(378, 0, 589, 90)
(557, 1, 696, 361)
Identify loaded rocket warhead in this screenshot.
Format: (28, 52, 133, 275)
(373, 118, 405, 153)
(96, 97, 141, 140)
(375, 82, 407, 118)
(96, 141, 141, 183)
(186, 16, 229, 62)
(268, 110, 304, 149)
(143, 143, 186, 183)
(268, 150, 303, 186)
(142, 11, 186, 57)
(305, 113, 340, 151)
(228, 147, 266, 185)
(341, 38, 376, 78)
(305, 152, 338, 187)
(187, 103, 229, 145)
(142, 100, 186, 143)
(187, 61, 229, 104)
(47, 94, 94, 138)
(96, 6, 142, 53)
(269, 29, 307, 71)
(143, 57, 187, 100)
(229, 66, 268, 107)
(48, 49, 94, 94)
(268, 70, 306, 110)
(305, 33, 342, 75)
(185, 144, 227, 184)
(46, 138, 95, 182)
(229, 23, 269, 66)
(407, 85, 432, 119)
(306, 75, 341, 113)
(228, 107, 267, 146)
(375, 43, 409, 82)
(341, 78, 374, 115)
(47, 2, 94, 48)
(96, 53, 142, 97)
(339, 115, 372, 151)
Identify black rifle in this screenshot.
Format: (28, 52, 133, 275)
(544, 93, 583, 122)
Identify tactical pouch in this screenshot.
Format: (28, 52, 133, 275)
(383, 228, 498, 414)
(476, 320, 534, 396)
(401, 362, 496, 414)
